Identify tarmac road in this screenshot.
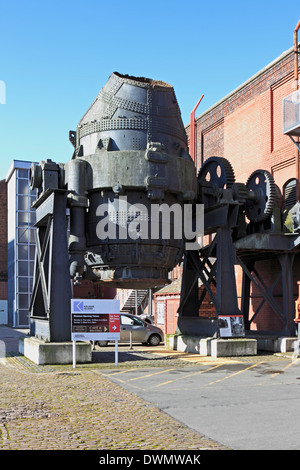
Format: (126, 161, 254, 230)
(97, 345, 300, 450)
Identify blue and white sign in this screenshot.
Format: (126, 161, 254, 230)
(71, 299, 120, 315)
(72, 300, 84, 313)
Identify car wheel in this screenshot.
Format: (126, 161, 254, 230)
(96, 340, 109, 347)
(148, 334, 161, 346)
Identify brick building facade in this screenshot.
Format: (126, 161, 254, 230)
(0, 179, 8, 300)
(188, 46, 298, 190)
(184, 45, 300, 334)
(154, 278, 216, 336)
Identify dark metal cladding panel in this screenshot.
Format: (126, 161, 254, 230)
(76, 72, 189, 158)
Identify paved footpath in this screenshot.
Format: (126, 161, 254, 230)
(0, 328, 228, 451)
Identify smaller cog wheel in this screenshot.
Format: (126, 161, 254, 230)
(198, 156, 235, 189)
(245, 169, 276, 223)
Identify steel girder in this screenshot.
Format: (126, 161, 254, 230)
(29, 189, 71, 342)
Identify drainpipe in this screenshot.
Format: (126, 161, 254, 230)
(190, 95, 204, 166)
(294, 19, 300, 89)
(294, 20, 300, 200)
(294, 20, 300, 355)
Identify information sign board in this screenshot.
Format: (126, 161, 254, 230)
(71, 299, 121, 368)
(71, 299, 120, 341)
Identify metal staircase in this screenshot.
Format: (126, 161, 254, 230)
(118, 289, 149, 315)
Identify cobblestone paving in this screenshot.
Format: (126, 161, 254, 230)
(0, 338, 292, 451)
(0, 353, 229, 451)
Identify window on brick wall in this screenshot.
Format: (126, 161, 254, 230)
(283, 178, 297, 210)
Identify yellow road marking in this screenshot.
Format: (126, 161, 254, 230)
(204, 361, 264, 386)
(100, 368, 140, 377)
(257, 358, 300, 385)
(270, 363, 291, 378)
(126, 368, 177, 382)
(150, 364, 223, 389)
(100, 368, 177, 384)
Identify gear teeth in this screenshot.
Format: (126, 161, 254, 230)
(198, 156, 235, 189)
(245, 169, 276, 222)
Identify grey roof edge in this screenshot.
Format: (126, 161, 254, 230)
(5, 160, 35, 183)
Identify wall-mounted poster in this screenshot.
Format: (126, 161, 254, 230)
(156, 301, 166, 325)
(218, 315, 245, 338)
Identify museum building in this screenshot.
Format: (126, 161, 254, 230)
(155, 44, 300, 336)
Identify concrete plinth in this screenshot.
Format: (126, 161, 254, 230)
(166, 334, 257, 357)
(19, 336, 92, 365)
(210, 338, 257, 357)
(166, 334, 213, 354)
(256, 336, 296, 353)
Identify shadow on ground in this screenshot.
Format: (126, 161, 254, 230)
(91, 346, 172, 364)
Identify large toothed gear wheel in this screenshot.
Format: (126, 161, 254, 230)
(198, 156, 235, 189)
(245, 169, 276, 222)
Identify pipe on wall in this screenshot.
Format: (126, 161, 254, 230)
(190, 95, 204, 166)
(294, 20, 300, 199)
(294, 19, 300, 88)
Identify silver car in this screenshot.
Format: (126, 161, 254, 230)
(94, 313, 164, 347)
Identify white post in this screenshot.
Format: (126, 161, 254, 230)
(72, 341, 76, 369)
(115, 340, 118, 367)
(148, 288, 152, 318)
(135, 290, 138, 315)
(129, 330, 133, 350)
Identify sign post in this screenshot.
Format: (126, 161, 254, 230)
(115, 340, 118, 367)
(72, 340, 76, 369)
(71, 299, 120, 368)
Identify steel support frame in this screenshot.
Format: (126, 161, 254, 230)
(179, 213, 297, 338)
(238, 253, 296, 336)
(29, 189, 72, 342)
(178, 211, 242, 335)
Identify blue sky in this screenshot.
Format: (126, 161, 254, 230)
(0, 0, 299, 179)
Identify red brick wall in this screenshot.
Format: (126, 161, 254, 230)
(0, 180, 7, 300)
(249, 259, 284, 332)
(198, 284, 216, 318)
(73, 280, 115, 300)
(165, 298, 179, 335)
(186, 48, 300, 333)
(155, 285, 217, 335)
(188, 49, 298, 189)
(222, 76, 296, 188)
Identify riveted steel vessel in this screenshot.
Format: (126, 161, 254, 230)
(31, 72, 197, 288)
